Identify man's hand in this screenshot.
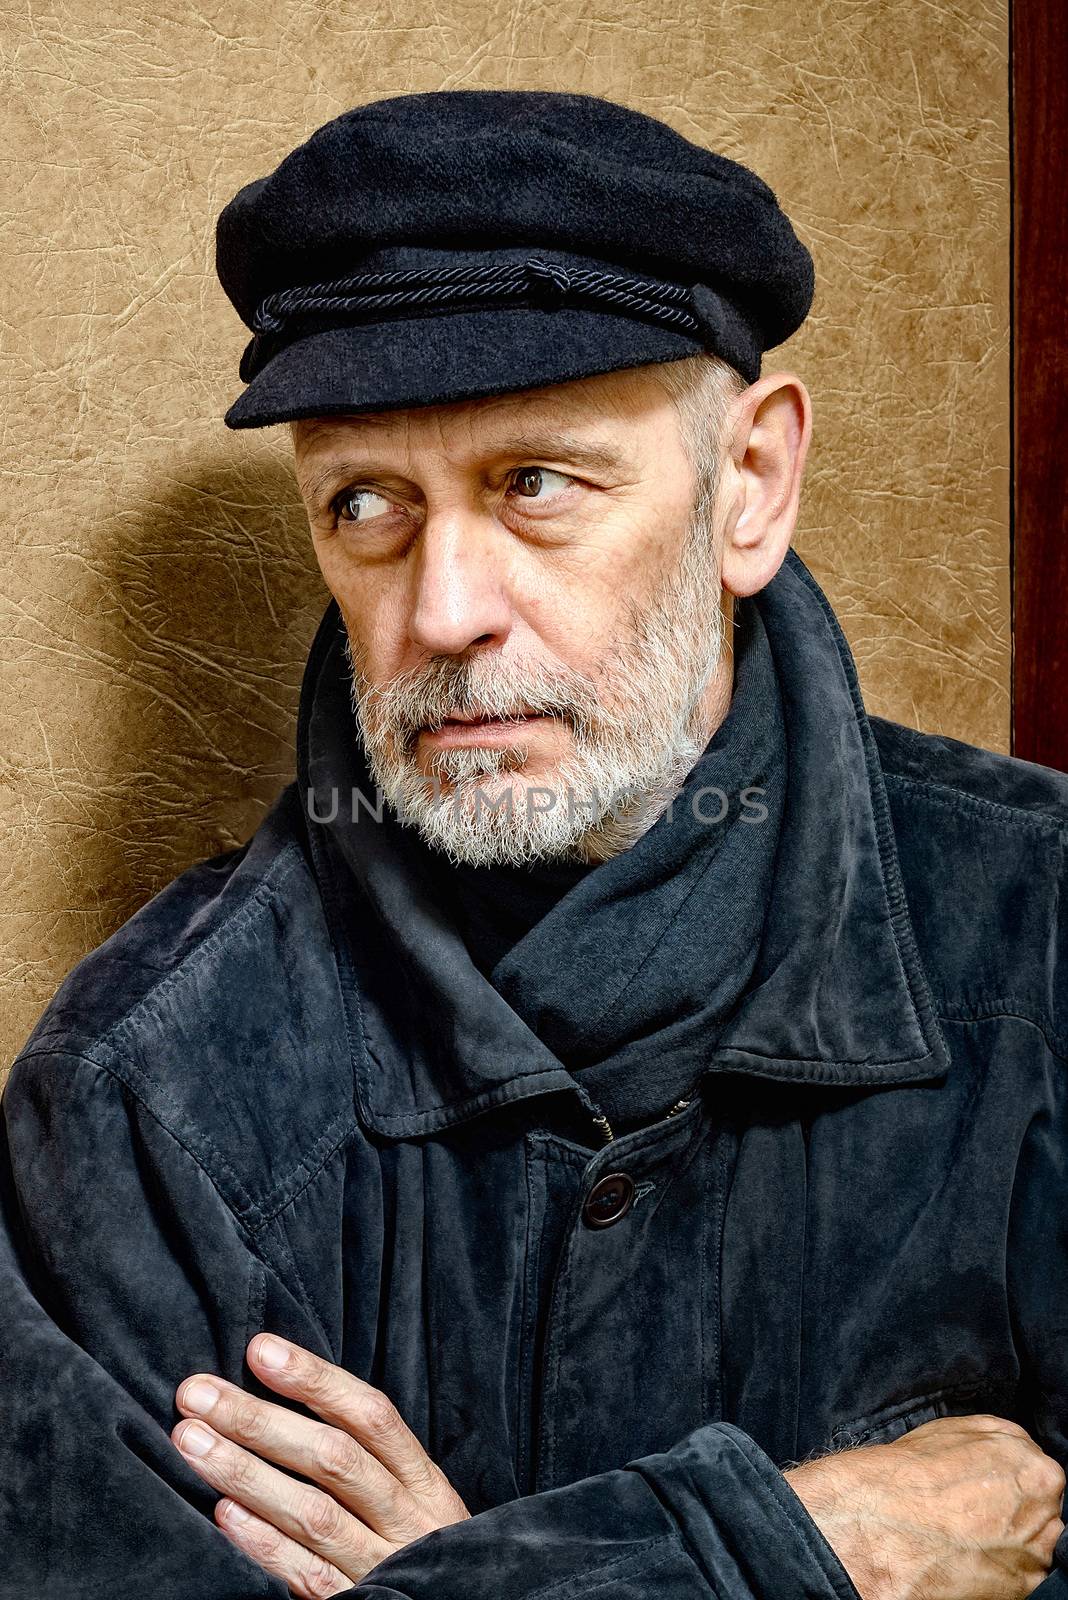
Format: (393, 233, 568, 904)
(785, 1413, 1066, 1600)
(171, 1334, 471, 1598)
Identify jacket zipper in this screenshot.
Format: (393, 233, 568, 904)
(590, 1110, 615, 1145)
(588, 1096, 692, 1147)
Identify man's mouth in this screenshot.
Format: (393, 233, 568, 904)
(431, 702, 544, 725)
(419, 708, 551, 744)
(441, 710, 538, 726)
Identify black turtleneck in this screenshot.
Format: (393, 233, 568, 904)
(424, 844, 596, 981)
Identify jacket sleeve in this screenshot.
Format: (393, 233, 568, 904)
(1, 1047, 860, 1600)
(0, 1045, 302, 1600)
(1005, 1060, 1068, 1597)
(349, 1421, 862, 1600)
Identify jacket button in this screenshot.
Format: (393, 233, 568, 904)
(582, 1171, 636, 1229)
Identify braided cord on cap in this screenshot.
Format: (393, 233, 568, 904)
(241, 256, 707, 379)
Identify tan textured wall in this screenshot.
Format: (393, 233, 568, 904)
(0, 1, 1010, 1074)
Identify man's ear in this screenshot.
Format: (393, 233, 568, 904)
(719, 373, 812, 599)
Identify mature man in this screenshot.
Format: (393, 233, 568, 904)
(3, 88, 1068, 1600)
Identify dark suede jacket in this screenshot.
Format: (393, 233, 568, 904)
(4, 546, 1068, 1598)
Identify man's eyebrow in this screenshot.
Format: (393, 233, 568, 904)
(482, 432, 628, 474)
(297, 432, 628, 503)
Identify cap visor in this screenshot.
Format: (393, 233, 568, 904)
(223, 305, 706, 429)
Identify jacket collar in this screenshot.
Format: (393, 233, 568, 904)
(298, 546, 951, 1139)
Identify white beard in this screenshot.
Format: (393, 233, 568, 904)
(345, 490, 728, 869)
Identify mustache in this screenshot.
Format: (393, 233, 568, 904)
(352, 651, 603, 745)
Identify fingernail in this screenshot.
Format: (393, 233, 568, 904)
(181, 1381, 220, 1415)
(256, 1336, 289, 1369)
(178, 1422, 215, 1458)
(223, 1500, 251, 1525)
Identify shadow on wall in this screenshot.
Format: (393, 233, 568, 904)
(4, 446, 329, 1071)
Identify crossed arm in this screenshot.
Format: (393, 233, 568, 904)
(172, 1334, 1067, 1600)
(5, 1052, 1066, 1600)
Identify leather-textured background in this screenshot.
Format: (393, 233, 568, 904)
(0, 2, 1009, 1075)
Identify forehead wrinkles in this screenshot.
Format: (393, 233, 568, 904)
(292, 355, 670, 439)
(290, 375, 660, 482)
(293, 391, 555, 454)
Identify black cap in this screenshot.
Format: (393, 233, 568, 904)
(215, 89, 815, 430)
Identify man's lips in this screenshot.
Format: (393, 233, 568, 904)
(419, 709, 552, 745)
(440, 708, 539, 725)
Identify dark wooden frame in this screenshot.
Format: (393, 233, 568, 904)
(1011, 0, 1068, 770)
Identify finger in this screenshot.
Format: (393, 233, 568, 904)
(214, 1498, 352, 1599)
(247, 1335, 459, 1513)
(172, 1419, 392, 1579)
(176, 1374, 430, 1543)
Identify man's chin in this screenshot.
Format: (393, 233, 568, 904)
(375, 758, 611, 868)
(403, 764, 572, 817)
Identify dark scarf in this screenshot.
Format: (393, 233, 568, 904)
(402, 593, 788, 1132)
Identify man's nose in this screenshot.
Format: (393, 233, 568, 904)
(406, 510, 514, 658)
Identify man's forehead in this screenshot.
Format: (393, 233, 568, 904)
(290, 371, 663, 470)
(292, 371, 655, 448)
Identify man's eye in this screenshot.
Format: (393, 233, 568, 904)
(506, 466, 574, 505)
(333, 487, 392, 524)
